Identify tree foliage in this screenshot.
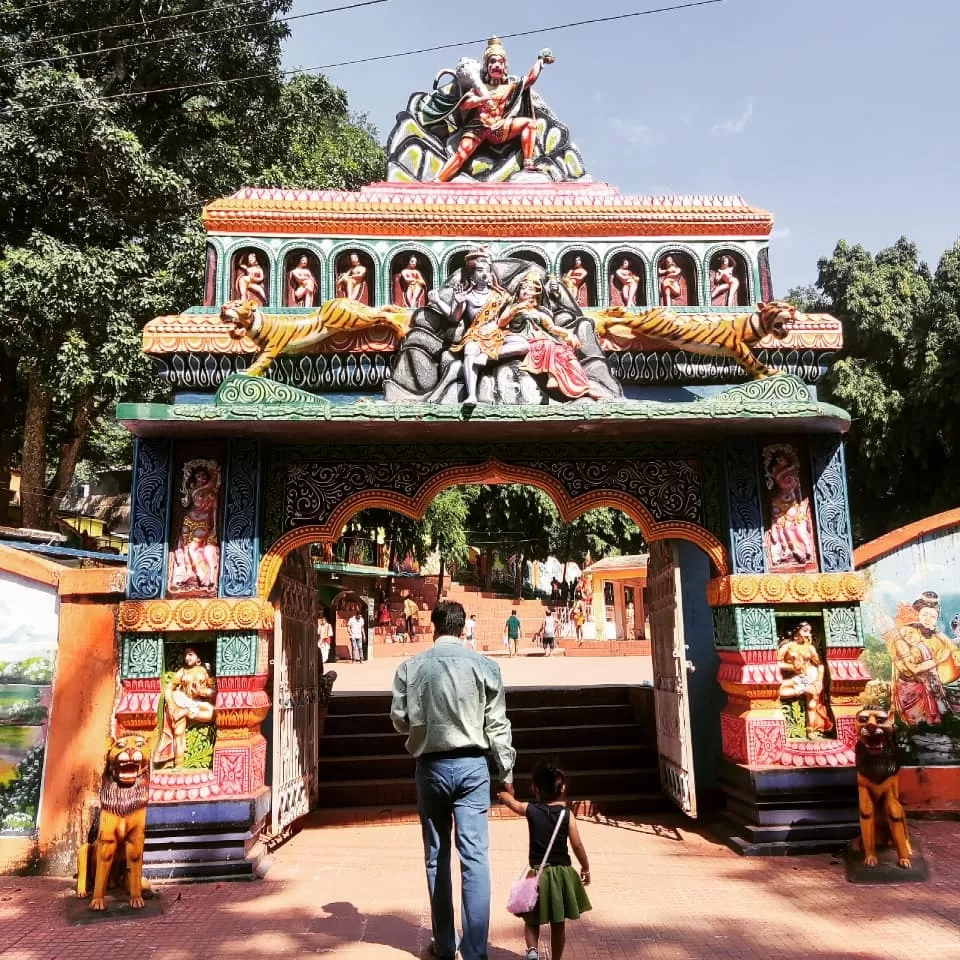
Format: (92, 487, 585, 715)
(0, 2, 385, 527)
(788, 236, 960, 542)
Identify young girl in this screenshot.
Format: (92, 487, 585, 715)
(498, 762, 591, 960)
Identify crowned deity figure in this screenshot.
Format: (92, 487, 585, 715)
(154, 647, 215, 768)
(236, 252, 267, 305)
(288, 254, 319, 308)
(882, 592, 960, 725)
(433, 37, 555, 182)
(169, 460, 221, 594)
(336, 252, 369, 303)
(711, 254, 742, 307)
(778, 621, 833, 738)
(561, 256, 590, 307)
(396, 254, 429, 308)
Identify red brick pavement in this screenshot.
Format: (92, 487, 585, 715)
(2, 817, 959, 960)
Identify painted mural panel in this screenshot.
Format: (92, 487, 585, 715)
(860, 525, 960, 765)
(0, 571, 57, 835)
(761, 442, 818, 573)
(167, 453, 224, 598)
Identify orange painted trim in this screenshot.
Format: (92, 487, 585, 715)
(202, 212, 772, 239)
(707, 572, 865, 606)
(898, 765, 960, 812)
(256, 458, 729, 598)
(118, 597, 275, 632)
(58, 566, 126, 597)
(853, 507, 960, 569)
(0, 544, 63, 587)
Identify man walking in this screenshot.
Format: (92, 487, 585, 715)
(347, 608, 365, 662)
(505, 609, 521, 657)
(403, 594, 419, 642)
(542, 608, 556, 657)
(391, 601, 515, 960)
(464, 613, 478, 650)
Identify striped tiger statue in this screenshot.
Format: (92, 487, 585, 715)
(220, 298, 411, 376)
(589, 300, 800, 378)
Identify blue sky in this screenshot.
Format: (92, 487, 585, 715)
(283, 0, 960, 294)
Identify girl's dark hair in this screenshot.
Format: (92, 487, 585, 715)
(531, 761, 565, 802)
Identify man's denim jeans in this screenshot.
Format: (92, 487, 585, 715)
(415, 755, 491, 960)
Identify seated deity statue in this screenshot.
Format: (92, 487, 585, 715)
(778, 621, 833, 738)
(384, 248, 621, 405)
(154, 647, 215, 769)
(385, 38, 589, 183)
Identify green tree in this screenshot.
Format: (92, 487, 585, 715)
(0, 3, 384, 529)
(550, 508, 645, 580)
(788, 236, 960, 542)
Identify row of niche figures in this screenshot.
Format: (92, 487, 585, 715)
(227, 247, 752, 309)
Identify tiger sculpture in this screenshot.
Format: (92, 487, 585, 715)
(220, 298, 411, 376)
(589, 300, 800, 378)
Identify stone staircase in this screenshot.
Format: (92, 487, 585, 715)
(309, 685, 665, 826)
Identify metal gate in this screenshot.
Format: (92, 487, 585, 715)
(271, 574, 319, 833)
(647, 540, 698, 818)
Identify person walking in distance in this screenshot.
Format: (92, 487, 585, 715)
(391, 601, 516, 960)
(505, 609, 522, 657)
(464, 613, 478, 650)
(404, 594, 419, 642)
(347, 608, 365, 662)
(542, 609, 557, 657)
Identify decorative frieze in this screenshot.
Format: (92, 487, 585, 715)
(120, 634, 164, 679)
(809, 436, 855, 572)
(118, 597, 275, 632)
(216, 632, 261, 676)
(127, 439, 171, 600)
(723, 440, 766, 574)
(220, 439, 261, 599)
(707, 572, 865, 606)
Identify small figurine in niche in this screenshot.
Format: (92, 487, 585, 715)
(397, 254, 429, 308)
(562, 256, 590, 307)
(77, 734, 151, 910)
(711, 254, 741, 306)
(778, 620, 833, 738)
(658, 255, 686, 306)
(288, 254, 319, 307)
(169, 459, 221, 593)
(153, 647, 215, 768)
(763, 443, 816, 568)
(855, 680, 912, 868)
(336, 252, 369, 303)
(612, 258, 641, 307)
(236, 251, 267, 305)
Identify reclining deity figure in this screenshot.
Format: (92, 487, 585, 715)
(385, 248, 621, 405)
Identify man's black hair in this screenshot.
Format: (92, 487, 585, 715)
(432, 600, 466, 638)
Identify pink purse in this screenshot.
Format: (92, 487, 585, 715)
(506, 808, 566, 916)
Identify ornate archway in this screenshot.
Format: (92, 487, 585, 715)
(256, 449, 729, 598)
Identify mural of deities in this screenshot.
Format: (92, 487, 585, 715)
(0, 571, 57, 835)
(859, 522, 960, 766)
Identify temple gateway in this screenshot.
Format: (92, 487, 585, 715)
(110, 38, 866, 879)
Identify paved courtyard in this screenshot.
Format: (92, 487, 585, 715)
(2, 815, 959, 959)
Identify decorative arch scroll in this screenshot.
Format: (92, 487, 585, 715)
(256, 456, 729, 598)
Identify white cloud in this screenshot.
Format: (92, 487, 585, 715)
(770, 227, 791, 240)
(609, 117, 665, 148)
(712, 100, 754, 136)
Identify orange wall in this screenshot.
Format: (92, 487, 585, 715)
(900, 766, 960, 814)
(0, 558, 122, 875)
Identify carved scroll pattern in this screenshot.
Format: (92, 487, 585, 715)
(127, 439, 171, 600)
(220, 439, 261, 598)
(723, 441, 766, 574)
(809, 436, 854, 572)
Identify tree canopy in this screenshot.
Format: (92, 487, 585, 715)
(788, 236, 960, 543)
(0, 2, 385, 528)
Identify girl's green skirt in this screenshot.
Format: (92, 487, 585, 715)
(524, 864, 592, 925)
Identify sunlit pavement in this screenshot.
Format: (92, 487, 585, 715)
(3, 817, 959, 958)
